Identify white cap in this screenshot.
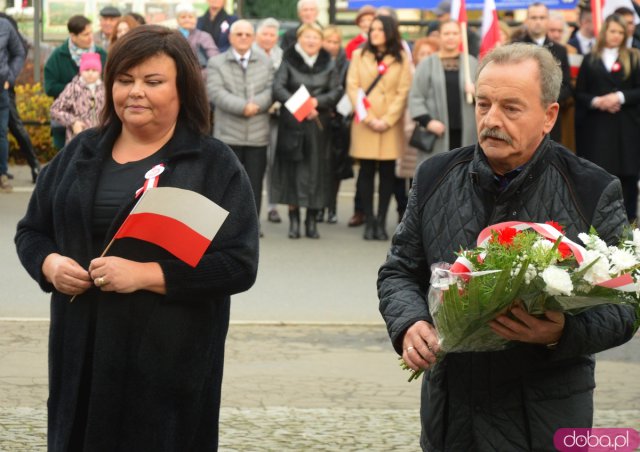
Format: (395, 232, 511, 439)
(175, 2, 195, 14)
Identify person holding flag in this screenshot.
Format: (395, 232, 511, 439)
(347, 14, 412, 241)
(15, 26, 259, 451)
(409, 20, 478, 165)
(271, 23, 342, 239)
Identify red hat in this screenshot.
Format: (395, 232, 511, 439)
(79, 52, 102, 72)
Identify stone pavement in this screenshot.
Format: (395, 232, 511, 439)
(1, 320, 639, 451)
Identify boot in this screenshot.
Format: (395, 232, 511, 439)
(315, 208, 325, 223)
(374, 214, 389, 240)
(363, 216, 376, 240)
(288, 208, 300, 239)
(305, 209, 320, 239)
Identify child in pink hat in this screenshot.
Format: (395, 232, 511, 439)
(50, 52, 106, 142)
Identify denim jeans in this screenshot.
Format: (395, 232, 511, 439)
(0, 89, 10, 175)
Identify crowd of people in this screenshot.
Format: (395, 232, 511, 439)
(8, 1, 640, 450)
(0, 0, 637, 229)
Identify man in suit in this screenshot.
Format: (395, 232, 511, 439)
(615, 7, 640, 51)
(197, 0, 237, 53)
(513, 2, 572, 143)
(280, 0, 322, 51)
(567, 7, 595, 55)
(206, 20, 273, 230)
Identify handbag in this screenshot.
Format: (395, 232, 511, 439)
(409, 123, 437, 154)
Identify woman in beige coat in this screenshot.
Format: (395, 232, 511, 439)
(347, 15, 412, 240)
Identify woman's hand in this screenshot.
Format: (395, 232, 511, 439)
(42, 253, 92, 296)
(306, 108, 319, 120)
(368, 118, 390, 132)
(464, 82, 475, 97)
(426, 119, 446, 136)
(89, 256, 166, 294)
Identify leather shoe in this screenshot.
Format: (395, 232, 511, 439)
(327, 211, 338, 224)
(348, 211, 365, 227)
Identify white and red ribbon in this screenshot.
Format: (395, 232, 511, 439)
(135, 163, 165, 198)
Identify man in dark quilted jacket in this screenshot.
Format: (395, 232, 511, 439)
(378, 43, 637, 451)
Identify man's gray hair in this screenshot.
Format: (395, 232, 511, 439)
(297, 0, 318, 11)
(476, 43, 562, 106)
(230, 19, 255, 35)
(257, 17, 280, 34)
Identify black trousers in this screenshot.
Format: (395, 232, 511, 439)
(8, 89, 39, 169)
(357, 159, 395, 220)
(230, 145, 267, 216)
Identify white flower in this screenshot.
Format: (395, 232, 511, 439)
(579, 233, 609, 255)
(542, 266, 573, 296)
(609, 248, 638, 275)
(578, 250, 611, 285)
(532, 239, 553, 252)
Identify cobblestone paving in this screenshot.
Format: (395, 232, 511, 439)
(1, 322, 639, 451)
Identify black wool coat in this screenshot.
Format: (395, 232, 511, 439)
(15, 122, 259, 451)
(379, 138, 637, 451)
(271, 47, 342, 207)
(575, 53, 640, 176)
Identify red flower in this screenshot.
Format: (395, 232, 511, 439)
(612, 62, 621, 73)
(557, 241, 572, 259)
(545, 221, 564, 234)
(495, 227, 518, 245)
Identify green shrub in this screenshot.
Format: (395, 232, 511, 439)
(9, 83, 56, 163)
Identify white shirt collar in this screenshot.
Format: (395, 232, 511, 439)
(576, 31, 595, 54)
(232, 48, 251, 67)
(601, 47, 619, 71)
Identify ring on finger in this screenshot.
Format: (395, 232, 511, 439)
(406, 346, 415, 352)
(95, 276, 107, 287)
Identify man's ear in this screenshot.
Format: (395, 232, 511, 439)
(542, 102, 559, 134)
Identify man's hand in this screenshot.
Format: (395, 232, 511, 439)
(402, 320, 441, 371)
(489, 304, 565, 346)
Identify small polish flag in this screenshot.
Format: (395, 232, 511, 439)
(113, 187, 229, 267)
(354, 88, 371, 123)
(479, 0, 500, 59)
(450, 0, 468, 24)
(284, 85, 315, 122)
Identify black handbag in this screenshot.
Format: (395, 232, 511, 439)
(409, 123, 437, 154)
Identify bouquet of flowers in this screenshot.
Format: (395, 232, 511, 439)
(401, 221, 640, 381)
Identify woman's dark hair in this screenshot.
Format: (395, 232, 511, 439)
(101, 25, 210, 135)
(67, 15, 91, 35)
(363, 15, 404, 62)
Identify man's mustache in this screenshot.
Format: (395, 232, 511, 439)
(480, 128, 513, 146)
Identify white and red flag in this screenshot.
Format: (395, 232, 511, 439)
(479, 0, 500, 59)
(284, 85, 315, 122)
(113, 187, 229, 267)
(596, 0, 640, 37)
(354, 88, 371, 123)
(450, 0, 468, 26)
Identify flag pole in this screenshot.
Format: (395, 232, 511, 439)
(461, 22, 474, 104)
(69, 238, 117, 303)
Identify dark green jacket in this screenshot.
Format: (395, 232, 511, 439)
(44, 39, 107, 99)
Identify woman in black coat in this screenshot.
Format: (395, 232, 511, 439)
(575, 13, 640, 220)
(271, 23, 342, 239)
(15, 26, 258, 451)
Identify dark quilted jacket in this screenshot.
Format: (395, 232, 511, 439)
(378, 137, 637, 451)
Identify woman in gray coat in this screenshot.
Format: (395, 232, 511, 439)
(409, 20, 477, 165)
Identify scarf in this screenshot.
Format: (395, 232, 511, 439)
(294, 43, 318, 68)
(68, 39, 96, 67)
